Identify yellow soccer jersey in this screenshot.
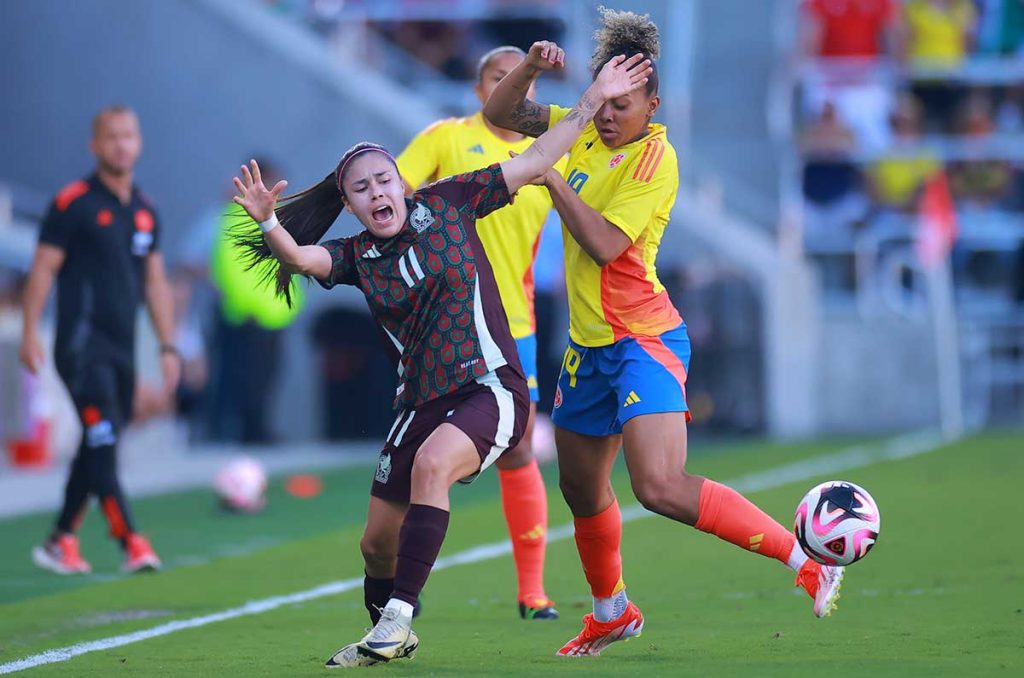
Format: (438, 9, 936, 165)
(548, 104, 682, 347)
(397, 112, 564, 339)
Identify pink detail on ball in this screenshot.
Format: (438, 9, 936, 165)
(851, 528, 878, 559)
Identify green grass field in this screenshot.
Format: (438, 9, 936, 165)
(1, 432, 1021, 676)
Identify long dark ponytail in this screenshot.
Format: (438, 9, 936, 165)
(229, 142, 393, 305)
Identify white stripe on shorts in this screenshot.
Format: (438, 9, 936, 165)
(393, 410, 417, 447)
(385, 410, 406, 445)
(475, 371, 515, 472)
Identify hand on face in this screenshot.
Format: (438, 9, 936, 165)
(593, 53, 652, 102)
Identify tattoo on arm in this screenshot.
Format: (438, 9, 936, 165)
(508, 99, 550, 137)
(564, 93, 598, 129)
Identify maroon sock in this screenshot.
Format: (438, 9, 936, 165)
(364, 574, 393, 625)
(392, 504, 450, 606)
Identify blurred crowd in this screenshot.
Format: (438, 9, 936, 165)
(797, 0, 1024, 299)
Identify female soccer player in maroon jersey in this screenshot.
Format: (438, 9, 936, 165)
(230, 52, 651, 668)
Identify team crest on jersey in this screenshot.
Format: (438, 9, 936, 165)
(553, 385, 563, 408)
(375, 452, 392, 484)
(410, 202, 435, 233)
(609, 152, 627, 169)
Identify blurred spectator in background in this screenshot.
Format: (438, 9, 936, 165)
(866, 93, 942, 213)
(801, 0, 903, 60)
(949, 90, 1014, 207)
(995, 0, 1024, 55)
(905, 0, 978, 67)
(906, 0, 978, 131)
(387, 21, 473, 79)
(800, 0, 903, 152)
(204, 158, 304, 444)
(801, 100, 867, 289)
(801, 101, 867, 238)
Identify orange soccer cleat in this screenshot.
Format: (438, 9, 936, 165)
(556, 601, 644, 657)
(795, 558, 845, 618)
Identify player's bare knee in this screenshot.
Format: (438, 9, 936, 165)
(410, 450, 452, 492)
(632, 477, 694, 522)
(359, 534, 395, 570)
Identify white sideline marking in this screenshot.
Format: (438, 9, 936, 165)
(0, 430, 946, 674)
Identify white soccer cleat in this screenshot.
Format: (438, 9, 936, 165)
(352, 606, 413, 662)
(795, 559, 845, 618)
(325, 630, 418, 668)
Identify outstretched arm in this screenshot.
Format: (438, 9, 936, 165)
(483, 41, 564, 137)
(232, 160, 332, 280)
(499, 53, 651, 195)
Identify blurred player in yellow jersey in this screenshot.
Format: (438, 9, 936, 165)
(486, 8, 846, 657)
(396, 46, 564, 621)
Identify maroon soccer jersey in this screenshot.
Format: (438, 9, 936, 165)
(318, 163, 525, 409)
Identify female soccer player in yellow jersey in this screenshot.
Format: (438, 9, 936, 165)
(485, 8, 845, 657)
(396, 46, 565, 621)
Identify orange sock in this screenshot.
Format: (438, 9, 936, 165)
(694, 479, 796, 565)
(498, 460, 549, 604)
(573, 499, 625, 598)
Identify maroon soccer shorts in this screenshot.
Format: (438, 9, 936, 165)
(370, 366, 529, 503)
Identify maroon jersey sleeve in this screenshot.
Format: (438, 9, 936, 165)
(424, 163, 512, 220)
(317, 237, 359, 289)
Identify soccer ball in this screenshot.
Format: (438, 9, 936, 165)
(794, 480, 880, 566)
(214, 456, 267, 513)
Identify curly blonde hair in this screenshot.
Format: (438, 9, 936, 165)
(590, 6, 660, 94)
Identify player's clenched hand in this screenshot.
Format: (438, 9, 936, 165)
(525, 41, 565, 72)
(232, 159, 288, 224)
(593, 53, 652, 102)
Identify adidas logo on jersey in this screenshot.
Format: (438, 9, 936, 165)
(362, 245, 381, 259)
(622, 390, 641, 407)
(467, 144, 485, 155)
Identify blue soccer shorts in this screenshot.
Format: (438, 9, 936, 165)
(551, 322, 691, 437)
(514, 333, 540, 403)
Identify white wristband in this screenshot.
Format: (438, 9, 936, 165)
(259, 213, 280, 234)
